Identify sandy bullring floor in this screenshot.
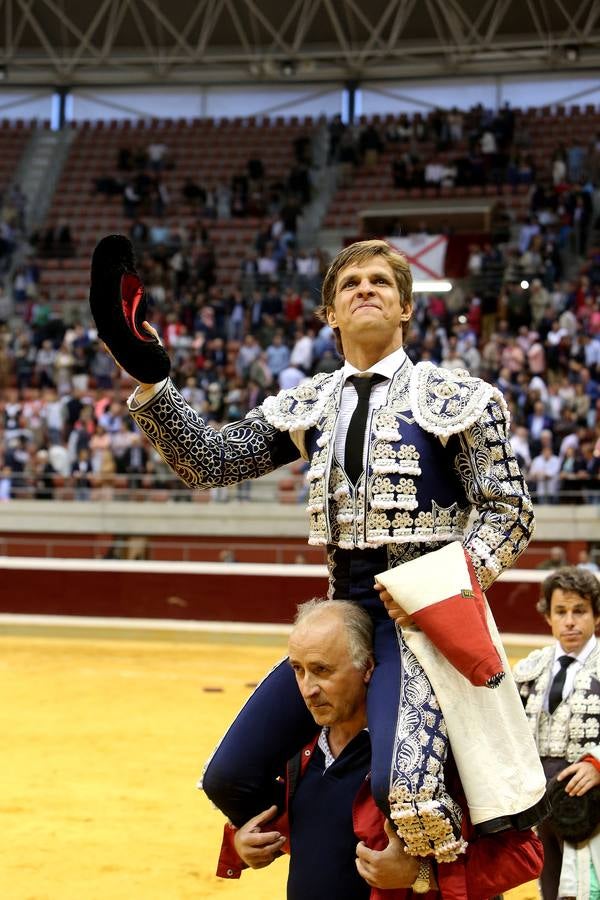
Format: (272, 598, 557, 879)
(1, 634, 540, 899)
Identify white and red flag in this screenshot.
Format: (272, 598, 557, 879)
(386, 234, 448, 281)
(376, 541, 548, 827)
(376, 541, 502, 687)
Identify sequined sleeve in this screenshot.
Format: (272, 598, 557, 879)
(454, 397, 535, 591)
(129, 379, 299, 489)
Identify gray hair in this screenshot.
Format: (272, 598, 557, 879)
(292, 598, 374, 671)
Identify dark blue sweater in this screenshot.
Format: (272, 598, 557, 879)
(287, 731, 371, 900)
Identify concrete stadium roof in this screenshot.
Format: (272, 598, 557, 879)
(0, 0, 597, 87)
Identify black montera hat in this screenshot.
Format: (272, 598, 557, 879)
(546, 774, 600, 843)
(89, 234, 171, 384)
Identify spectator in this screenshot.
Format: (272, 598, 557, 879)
(278, 362, 306, 390)
(558, 445, 588, 504)
(529, 445, 561, 503)
(527, 400, 554, 456)
(71, 447, 93, 500)
(31, 449, 55, 500)
(265, 333, 290, 378)
(537, 546, 568, 570)
(577, 548, 599, 572)
(181, 176, 205, 208)
(147, 140, 169, 172)
(235, 334, 261, 379)
(510, 424, 532, 472)
(289, 327, 314, 374)
(122, 181, 141, 218)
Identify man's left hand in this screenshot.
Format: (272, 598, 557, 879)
(557, 760, 600, 797)
(232, 805, 286, 869)
(374, 581, 414, 627)
(355, 820, 422, 889)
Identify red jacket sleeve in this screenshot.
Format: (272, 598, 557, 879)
(463, 829, 543, 899)
(216, 822, 247, 880)
(354, 779, 543, 900)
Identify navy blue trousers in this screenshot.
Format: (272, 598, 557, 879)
(202, 549, 404, 827)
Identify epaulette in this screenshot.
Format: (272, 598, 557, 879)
(409, 361, 508, 439)
(513, 646, 554, 683)
(261, 370, 343, 432)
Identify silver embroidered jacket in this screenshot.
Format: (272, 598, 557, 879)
(513, 643, 600, 762)
(129, 358, 534, 591)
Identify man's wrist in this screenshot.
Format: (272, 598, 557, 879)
(411, 858, 433, 893)
(582, 754, 600, 773)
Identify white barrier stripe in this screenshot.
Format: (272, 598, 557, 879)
(501, 632, 554, 646)
(0, 556, 579, 583)
(0, 612, 292, 635)
(0, 613, 551, 647)
(0, 557, 327, 577)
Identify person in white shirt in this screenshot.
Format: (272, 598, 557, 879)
(529, 445, 561, 502)
(277, 363, 306, 391)
(514, 567, 600, 900)
(510, 424, 532, 473)
(289, 328, 314, 373)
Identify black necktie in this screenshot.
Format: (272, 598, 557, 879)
(548, 655, 575, 714)
(344, 374, 384, 485)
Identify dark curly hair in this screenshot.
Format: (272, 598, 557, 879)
(537, 566, 600, 617)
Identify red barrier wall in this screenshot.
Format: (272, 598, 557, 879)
(0, 565, 547, 633)
(0, 567, 325, 623)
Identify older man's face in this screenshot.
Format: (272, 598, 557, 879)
(288, 612, 372, 729)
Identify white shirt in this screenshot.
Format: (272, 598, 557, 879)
(529, 452, 560, 497)
(544, 634, 597, 711)
(334, 346, 407, 469)
(290, 335, 314, 372)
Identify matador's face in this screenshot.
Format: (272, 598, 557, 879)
(327, 258, 411, 355)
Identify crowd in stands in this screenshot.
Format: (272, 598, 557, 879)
(330, 103, 599, 199)
(0, 183, 27, 281)
(1, 105, 600, 505)
(92, 128, 313, 226)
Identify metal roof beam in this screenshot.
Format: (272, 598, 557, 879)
(386, 0, 418, 56)
(138, 0, 195, 59)
(321, 0, 353, 65)
(195, 0, 226, 61)
(224, 0, 254, 56)
(15, 0, 62, 69)
(291, 0, 322, 54)
(241, 0, 293, 55)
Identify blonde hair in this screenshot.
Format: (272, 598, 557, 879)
(315, 239, 413, 356)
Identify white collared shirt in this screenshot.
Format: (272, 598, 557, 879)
(333, 346, 407, 469)
(545, 634, 597, 711)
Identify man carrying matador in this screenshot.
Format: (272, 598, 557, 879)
(90, 235, 548, 867)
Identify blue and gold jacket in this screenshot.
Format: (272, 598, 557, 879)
(129, 358, 534, 592)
